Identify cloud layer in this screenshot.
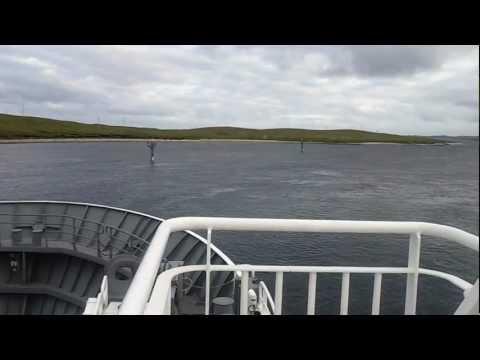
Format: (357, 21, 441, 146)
(0, 45, 478, 135)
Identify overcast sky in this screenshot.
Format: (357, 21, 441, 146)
(0, 45, 478, 135)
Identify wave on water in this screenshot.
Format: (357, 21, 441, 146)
(310, 170, 342, 177)
(206, 187, 243, 197)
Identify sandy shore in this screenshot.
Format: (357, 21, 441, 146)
(0, 138, 446, 145)
(0, 138, 290, 144)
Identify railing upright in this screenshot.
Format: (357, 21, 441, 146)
(205, 228, 212, 315)
(340, 272, 350, 315)
(307, 272, 317, 315)
(372, 273, 382, 315)
(240, 271, 249, 315)
(274, 272, 284, 315)
(165, 286, 172, 315)
(405, 232, 421, 315)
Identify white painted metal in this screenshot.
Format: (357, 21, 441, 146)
(455, 280, 479, 315)
(144, 267, 476, 315)
(258, 281, 275, 314)
(340, 273, 350, 315)
(205, 228, 212, 315)
(248, 289, 257, 312)
(405, 232, 421, 315)
(418, 268, 472, 291)
(184, 229, 238, 276)
(83, 299, 98, 315)
(307, 272, 317, 315)
(142, 264, 477, 315)
(258, 282, 266, 313)
(274, 272, 284, 315)
(119, 217, 479, 315)
(240, 271, 249, 315)
(372, 273, 382, 315)
(104, 302, 122, 315)
(84, 275, 109, 315)
(164, 286, 172, 315)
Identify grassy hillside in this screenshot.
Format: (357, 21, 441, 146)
(0, 113, 442, 144)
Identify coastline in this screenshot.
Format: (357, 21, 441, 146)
(0, 138, 447, 145)
(0, 138, 288, 144)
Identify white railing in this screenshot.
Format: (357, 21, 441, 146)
(119, 217, 479, 315)
(144, 264, 476, 315)
(258, 281, 275, 314)
(83, 275, 109, 315)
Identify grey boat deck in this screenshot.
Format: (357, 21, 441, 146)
(0, 201, 235, 315)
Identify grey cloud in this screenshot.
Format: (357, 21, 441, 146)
(233, 45, 459, 78)
(0, 45, 477, 135)
(344, 46, 444, 77)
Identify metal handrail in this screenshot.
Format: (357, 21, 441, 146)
(0, 213, 151, 256)
(0, 202, 236, 271)
(0, 200, 167, 224)
(1, 223, 142, 256)
(258, 280, 275, 314)
(0, 213, 150, 246)
(144, 264, 475, 315)
(119, 217, 479, 315)
(0, 222, 143, 257)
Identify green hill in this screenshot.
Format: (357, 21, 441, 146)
(0, 113, 442, 144)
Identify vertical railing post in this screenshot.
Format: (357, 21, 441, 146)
(340, 273, 350, 315)
(372, 273, 382, 315)
(307, 272, 317, 315)
(240, 271, 249, 315)
(205, 228, 212, 315)
(405, 232, 421, 315)
(103, 276, 108, 311)
(259, 284, 266, 313)
(164, 284, 172, 315)
(275, 272, 284, 315)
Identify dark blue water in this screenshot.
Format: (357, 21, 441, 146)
(0, 140, 478, 314)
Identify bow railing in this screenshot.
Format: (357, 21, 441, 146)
(118, 217, 479, 315)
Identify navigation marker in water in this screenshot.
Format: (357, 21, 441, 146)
(147, 141, 157, 163)
(300, 138, 304, 153)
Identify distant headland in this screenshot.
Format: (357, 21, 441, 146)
(0, 113, 448, 144)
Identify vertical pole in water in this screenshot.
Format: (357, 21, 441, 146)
(300, 138, 304, 153)
(147, 141, 157, 163)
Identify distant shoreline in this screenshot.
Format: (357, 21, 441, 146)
(0, 113, 448, 145)
(0, 138, 451, 145)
